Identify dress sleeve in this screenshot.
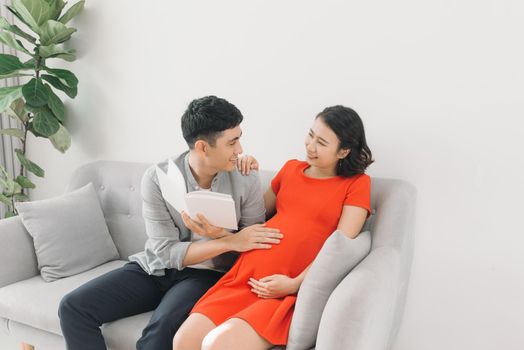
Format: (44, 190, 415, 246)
(344, 174, 372, 217)
(271, 160, 294, 194)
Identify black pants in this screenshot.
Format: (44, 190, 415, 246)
(58, 262, 223, 350)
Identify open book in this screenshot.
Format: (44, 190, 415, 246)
(155, 159, 238, 230)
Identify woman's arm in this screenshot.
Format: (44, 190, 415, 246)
(292, 263, 312, 288)
(337, 205, 369, 239)
(263, 187, 277, 220)
(248, 263, 312, 298)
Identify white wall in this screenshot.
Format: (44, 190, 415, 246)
(22, 1, 524, 349)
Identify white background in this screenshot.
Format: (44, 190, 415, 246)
(3, 0, 524, 349)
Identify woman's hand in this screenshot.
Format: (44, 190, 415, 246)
(248, 274, 299, 299)
(181, 211, 230, 239)
(237, 155, 259, 175)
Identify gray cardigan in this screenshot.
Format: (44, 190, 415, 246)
(129, 151, 266, 275)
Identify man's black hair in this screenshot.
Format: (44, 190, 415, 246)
(181, 95, 243, 148)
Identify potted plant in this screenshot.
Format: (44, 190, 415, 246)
(0, 0, 84, 218)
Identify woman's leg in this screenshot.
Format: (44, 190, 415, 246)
(172, 313, 216, 350)
(202, 318, 273, 350)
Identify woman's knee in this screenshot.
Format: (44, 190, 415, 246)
(201, 319, 271, 350)
(172, 313, 216, 350)
(201, 324, 237, 350)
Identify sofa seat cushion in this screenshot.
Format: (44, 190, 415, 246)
(99, 312, 152, 349)
(0, 260, 127, 335)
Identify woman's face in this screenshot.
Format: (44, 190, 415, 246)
(304, 117, 349, 170)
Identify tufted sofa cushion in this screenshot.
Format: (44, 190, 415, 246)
(66, 161, 151, 259)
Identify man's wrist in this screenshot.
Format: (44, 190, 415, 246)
(217, 234, 236, 252)
(216, 229, 233, 238)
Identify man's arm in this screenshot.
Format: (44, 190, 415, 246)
(140, 165, 193, 271)
(181, 170, 272, 268)
(181, 223, 283, 267)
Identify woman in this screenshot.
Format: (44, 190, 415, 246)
(173, 105, 374, 350)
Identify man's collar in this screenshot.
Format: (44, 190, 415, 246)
(183, 152, 221, 190)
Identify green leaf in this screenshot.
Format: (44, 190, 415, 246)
(0, 193, 11, 206)
(5, 6, 32, 33)
(0, 165, 8, 179)
(44, 84, 64, 121)
(0, 54, 25, 75)
(5, 211, 17, 218)
(41, 74, 77, 98)
(15, 149, 45, 177)
(0, 128, 25, 139)
(5, 98, 27, 122)
(4, 178, 22, 194)
(28, 121, 47, 138)
(49, 124, 70, 153)
(14, 193, 30, 201)
(22, 58, 36, 69)
(58, 1, 85, 24)
(39, 44, 76, 61)
(22, 78, 48, 107)
(23, 101, 43, 114)
(0, 86, 23, 113)
(15, 175, 35, 189)
(0, 72, 33, 80)
(44, 67, 78, 88)
(39, 20, 76, 46)
(0, 31, 31, 55)
(3, 179, 13, 193)
(9, 98, 25, 116)
(0, 16, 37, 43)
(10, 0, 41, 33)
(43, 0, 66, 20)
(19, 0, 54, 26)
(13, 181, 22, 194)
(33, 107, 59, 136)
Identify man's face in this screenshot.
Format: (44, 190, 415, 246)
(205, 125, 243, 172)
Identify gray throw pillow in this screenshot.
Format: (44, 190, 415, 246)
(287, 229, 372, 350)
(15, 182, 119, 282)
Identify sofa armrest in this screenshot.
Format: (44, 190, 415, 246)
(0, 216, 39, 288)
(316, 247, 402, 350)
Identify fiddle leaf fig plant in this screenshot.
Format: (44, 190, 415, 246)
(0, 0, 84, 218)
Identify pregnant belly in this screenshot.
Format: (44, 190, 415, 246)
(239, 215, 328, 278)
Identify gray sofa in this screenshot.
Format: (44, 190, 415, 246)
(0, 160, 416, 350)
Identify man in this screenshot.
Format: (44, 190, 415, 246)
(58, 96, 283, 350)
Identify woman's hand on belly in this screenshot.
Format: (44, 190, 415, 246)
(248, 274, 299, 299)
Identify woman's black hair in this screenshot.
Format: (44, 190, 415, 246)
(316, 105, 374, 177)
(181, 95, 243, 148)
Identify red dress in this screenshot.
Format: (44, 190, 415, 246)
(191, 159, 371, 345)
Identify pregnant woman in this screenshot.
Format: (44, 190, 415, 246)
(172, 105, 374, 350)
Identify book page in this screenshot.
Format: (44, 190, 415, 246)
(186, 194, 238, 230)
(155, 160, 188, 213)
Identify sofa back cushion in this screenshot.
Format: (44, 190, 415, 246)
(15, 183, 120, 282)
(66, 160, 150, 259)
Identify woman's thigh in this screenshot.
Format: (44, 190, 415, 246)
(202, 318, 272, 350)
(172, 313, 216, 350)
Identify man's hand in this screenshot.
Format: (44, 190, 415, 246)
(248, 274, 299, 299)
(237, 155, 259, 175)
(181, 211, 230, 239)
(225, 224, 283, 252)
